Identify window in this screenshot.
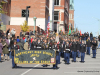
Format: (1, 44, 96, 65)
(54, 11, 59, 20)
(9, 21, 10, 25)
(54, 22, 57, 32)
(71, 14, 72, 19)
(9, 0, 11, 4)
(22, 10, 29, 17)
(69, 14, 70, 19)
(54, 0, 59, 5)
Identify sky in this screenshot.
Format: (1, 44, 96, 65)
(74, 0, 100, 36)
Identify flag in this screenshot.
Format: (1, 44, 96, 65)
(68, 25, 71, 35)
(80, 30, 82, 36)
(73, 29, 74, 32)
(47, 16, 50, 38)
(62, 27, 65, 34)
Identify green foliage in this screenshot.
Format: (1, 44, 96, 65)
(1, 1, 7, 4)
(20, 21, 29, 32)
(0, 1, 7, 21)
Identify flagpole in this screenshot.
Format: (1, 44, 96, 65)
(56, 22, 59, 43)
(47, 15, 50, 38)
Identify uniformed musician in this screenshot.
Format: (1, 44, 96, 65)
(52, 41, 59, 69)
(80, 41, 86, 62)
(65, 41, 70, 64)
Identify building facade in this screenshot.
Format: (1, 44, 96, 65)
(0, 0, 11, 25)
(53, 0, 69, 32)
(1, 0, 49, 33)
(69, 0, 74, 30)
(10, 0, 49, 30)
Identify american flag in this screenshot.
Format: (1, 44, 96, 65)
(47, 16, 50, 38)
(47, 16, 50, 30)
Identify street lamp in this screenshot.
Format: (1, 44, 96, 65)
(33, 17, 37, 34)
(26, 6, 31, 24)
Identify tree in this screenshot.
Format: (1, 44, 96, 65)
(20, 21, 29, 32)
(0, 1, 7, 21)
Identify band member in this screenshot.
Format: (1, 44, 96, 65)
(65, 41, 70, 64)
(92, 40, 97, 58)
(80, 41, 86, 62)
(42, 39, 49, 67)
(60, 40, 65, 58)
(72, 39, 77, 62)
(52, 41, 59, 69)
(36, 39, 42, 50)
(57, 41, 60, 64)
(43, 39, 49, 50)
(86, 37, 91, 55)
(70, 39, 73, 58)
(31, 38, 37, 50)
(49, 39, 53, 50)
(77, 39, 81, 58)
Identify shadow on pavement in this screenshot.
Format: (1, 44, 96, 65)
(15, 66, 60, 70)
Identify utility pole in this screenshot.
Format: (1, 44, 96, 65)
(26, 6, 30, 24)
(33, 17, 37, 35)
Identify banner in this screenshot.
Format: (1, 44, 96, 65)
(14, 50, 56, 64)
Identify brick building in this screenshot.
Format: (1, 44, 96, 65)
(53, 0, 69, 32)
(69, 0, 74, 30)
(0, 0, 49, 36)
(0, 0, 11, 25)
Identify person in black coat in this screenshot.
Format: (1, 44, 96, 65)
(31, 39, 37, 50)
(6, 28, 10, 37)
(86, 37, 91, 55)
(20, 30, 23, 38)
(36, 39, 42, 50)
(80, 41, 86, 62)
(11, 40, 20, 68)
(91, 40, 97, 58)
(70, 39, 73, 58)
(42, 39, 49, 50)
(90, 32, 93, 41)
(59, 41, 65, 58)
(72, 39, 77, 62)
(77, 39, 81, 58)
(52, 41, 59, 69)
(98, 35, 100, 48)
(65, 41, 70, 64)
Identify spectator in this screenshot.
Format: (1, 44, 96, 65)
(6, 28, 10, 37)
(16, 36, 20, 42)
(24, 41, 29, 50)
(2, 38, 9, 61)
(11, 29, 16, 38)
(20, 37, 25, 47)
(0, 39, 3, 62)
(20, 30, 23, 37)
(17, 40, 23, 50)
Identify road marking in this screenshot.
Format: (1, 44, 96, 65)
(21, 64, 39, 75)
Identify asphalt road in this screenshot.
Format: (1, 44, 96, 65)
(0, 49, 100, 75)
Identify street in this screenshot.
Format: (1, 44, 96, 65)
(0, 49, 100, 75)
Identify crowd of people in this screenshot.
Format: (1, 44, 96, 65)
(0, 28, 99, 69)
